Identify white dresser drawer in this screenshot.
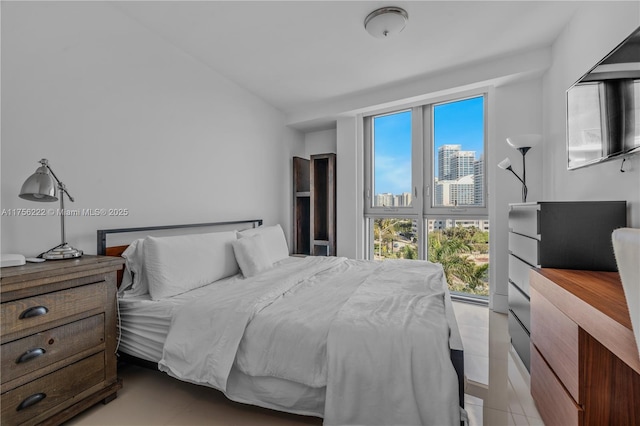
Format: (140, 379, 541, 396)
(508, 232, 539, 267)
(508, 254, 533, 296)
(508, 203, 540, 238)
(509, 282, 530, 331)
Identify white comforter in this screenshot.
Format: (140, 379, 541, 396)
(158, 256, 460, 425)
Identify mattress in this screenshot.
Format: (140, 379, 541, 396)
(118, 279, 232, 363)
(118, 257, 308, 362)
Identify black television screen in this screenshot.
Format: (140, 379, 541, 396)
(567, 27, 640, 170)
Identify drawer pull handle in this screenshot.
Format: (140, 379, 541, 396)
(16, 347, 46, 364)
(16, 393, 46, 411)
(19, 306, 49, 319)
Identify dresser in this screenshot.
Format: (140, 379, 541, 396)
(1, 256, 124, 425)
(530, 268, 640, 425)
(508, 201, 626, 370)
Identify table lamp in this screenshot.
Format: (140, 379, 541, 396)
(19, 159, 83, 259)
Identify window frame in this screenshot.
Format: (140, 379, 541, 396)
(364, 91, 489, 259)
(425, 95, 489, 217)
(363, 107, 423, 216)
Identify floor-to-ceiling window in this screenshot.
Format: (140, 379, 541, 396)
(364, 94, 489, 299)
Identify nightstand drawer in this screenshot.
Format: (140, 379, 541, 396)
(1, 282, 107, 339)
(531, 288, 580, 402)
(1, 352, 104, 425)
(1, 315, 105, 384)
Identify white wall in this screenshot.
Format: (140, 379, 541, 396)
(491, 79, 544, 312)
(1, 2, 303, 256)
(336, 117, 364, 259)
(304, 129, 337, 157)
(543, 2, 640, 227)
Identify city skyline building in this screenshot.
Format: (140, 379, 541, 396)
(374, 192, 412, 207)
(373, 144, 483, 208)
(474, 155, 484, 206)
(451, 150, 475, 180)
(438, 144, 461, 181)
(435, 144, 479, 206)
(435, 174, 474, 206)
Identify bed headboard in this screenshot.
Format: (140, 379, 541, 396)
(97, 219, 263, 256)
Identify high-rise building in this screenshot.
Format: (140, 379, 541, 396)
(399, 192, 412, 207)
(437, 145, 477, 206)
(438, 144, 477, 181)
(374, 193, 394, 207)
(435, 174, 474, 206)
(451, 151, 475, 179)
(438, 145, 461, 180)
(474, 155, 484, 206)
(450, 175, 474, 205)
(375, 192, 412, 207)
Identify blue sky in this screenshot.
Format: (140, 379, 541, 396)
(374, 96, 484, 195)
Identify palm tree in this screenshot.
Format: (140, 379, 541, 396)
(374, 218, 398, 258)
(469, 263, 489, 293)
(428, 232, 480, 290)
(400, 244, 417, 259)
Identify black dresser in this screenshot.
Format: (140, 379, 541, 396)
(507, 201, 627, 371)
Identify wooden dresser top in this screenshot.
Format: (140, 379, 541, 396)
(0, 255, 124, 293)
(533, 268, 631, 329)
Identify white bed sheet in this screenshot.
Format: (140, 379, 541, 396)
(118, 257, 327, 416)
(118, 257, 307, 362)
(118, 256, 463, 423)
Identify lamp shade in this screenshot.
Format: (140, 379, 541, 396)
(498, 158, 512, 170)
(19, 165, 58, 202)
(364, 7, 408, 38)
(506, 134, 542, 150)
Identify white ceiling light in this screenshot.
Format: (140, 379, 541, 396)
(364, 7, 408, 39)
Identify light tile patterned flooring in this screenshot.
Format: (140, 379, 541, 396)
(68, 302, 542, 425)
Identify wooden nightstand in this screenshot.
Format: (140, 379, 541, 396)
(1, 255, 124, 425)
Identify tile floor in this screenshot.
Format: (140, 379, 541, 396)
(68, 302, 543, 425)
(455, 302, 543, 426)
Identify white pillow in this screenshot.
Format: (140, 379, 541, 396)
(144, 231, 239, 300)
(237, 224, 289, 264)
(119, 238, 149, 298)
(232, 234, 273, 278)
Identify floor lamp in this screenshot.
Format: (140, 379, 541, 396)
(498, 134, 541, 203)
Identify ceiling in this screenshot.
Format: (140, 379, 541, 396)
(112, 1, 582, 118)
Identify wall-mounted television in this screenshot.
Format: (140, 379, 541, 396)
(567, 26, 640, 170)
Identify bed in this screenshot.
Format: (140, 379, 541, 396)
(97, 220, 465, 425)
